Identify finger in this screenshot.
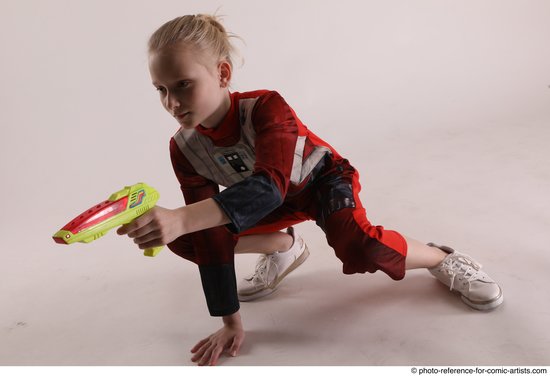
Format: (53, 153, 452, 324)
(199, 345, 214, 366)
(117, 225, 129, 235)
(134, 230, 162, 247)
(118, 212, 154, 237)
(126, 219, 155, 239)
(229, 333, 244, 357)
(191, 339, 210, 362)
(117, 222, 140, 237)
(137, 239, 164, 250)
(191, 351, 203, 363)
(191, 346, 207, 363)
(191, 338, 209, 353)
(210, 345, 224, 366)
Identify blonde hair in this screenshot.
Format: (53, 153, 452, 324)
(148, 14, 241, 70)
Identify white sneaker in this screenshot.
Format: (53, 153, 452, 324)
(238, 227, 310, 302)
(427, 243, 503, 311)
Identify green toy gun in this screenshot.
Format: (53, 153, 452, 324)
(52, 183, 163, 257)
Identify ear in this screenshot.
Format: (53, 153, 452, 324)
(218, 60, 232, 88)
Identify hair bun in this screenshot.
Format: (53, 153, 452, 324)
(148, 13, 243, 71)
(197, 14, 226, 35)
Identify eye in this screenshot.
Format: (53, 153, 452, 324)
(155, 86, 166, 94)
(178, 81, 191, 88)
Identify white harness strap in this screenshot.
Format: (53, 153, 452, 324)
(289, 136, 331, 185)
(174, 96, 330, 187)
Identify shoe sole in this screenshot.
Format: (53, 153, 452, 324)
(238, 286, 277, 302)
(461, 287, 504, 311)
(238, 245, 310, 302)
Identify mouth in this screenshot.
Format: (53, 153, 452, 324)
(175, 112, 190, 120)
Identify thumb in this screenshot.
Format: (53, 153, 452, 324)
(229, 334, 243, 357)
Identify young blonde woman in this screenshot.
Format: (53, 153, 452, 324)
(117, 14, 503, 366)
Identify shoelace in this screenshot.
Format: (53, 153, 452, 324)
(444, 255, 482, 291)
(246, 254, 279, 288)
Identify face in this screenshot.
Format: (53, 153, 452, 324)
(148, 43, 231, 129)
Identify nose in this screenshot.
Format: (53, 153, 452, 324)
(165, 92, 181, 114)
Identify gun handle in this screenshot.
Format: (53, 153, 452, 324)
(144, 246, 163, 257)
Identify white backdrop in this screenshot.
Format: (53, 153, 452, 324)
(1, 0, 549, 242)
(2, 0, 549, 211)
(1, 0, 550, 366)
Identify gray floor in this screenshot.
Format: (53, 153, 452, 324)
(2, 121, 549, 366)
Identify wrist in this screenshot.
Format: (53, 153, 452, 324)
(222, 311, 242, 328)
(174, 206, 188, 235)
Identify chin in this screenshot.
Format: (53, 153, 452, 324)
(177, 120, 197, 129)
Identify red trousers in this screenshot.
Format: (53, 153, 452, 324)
(168, 158, 408, 280)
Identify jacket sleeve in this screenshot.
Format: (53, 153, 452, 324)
(169, 138, 239, 317)
(212, 91, 299, 233)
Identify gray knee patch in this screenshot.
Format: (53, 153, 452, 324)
(326, 183, 355, 215)
(316, 178, 356, 229)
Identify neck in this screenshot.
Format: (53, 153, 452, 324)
(201, 90, 231, 129)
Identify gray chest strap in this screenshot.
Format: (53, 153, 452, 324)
(173, 97, 331, 187)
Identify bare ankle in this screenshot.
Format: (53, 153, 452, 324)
(426, 246, 447, 268)
(278, 233, 294, 253)
(404, 236, 448, 270)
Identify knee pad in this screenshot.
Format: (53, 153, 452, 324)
(316, 177, 356, 230)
